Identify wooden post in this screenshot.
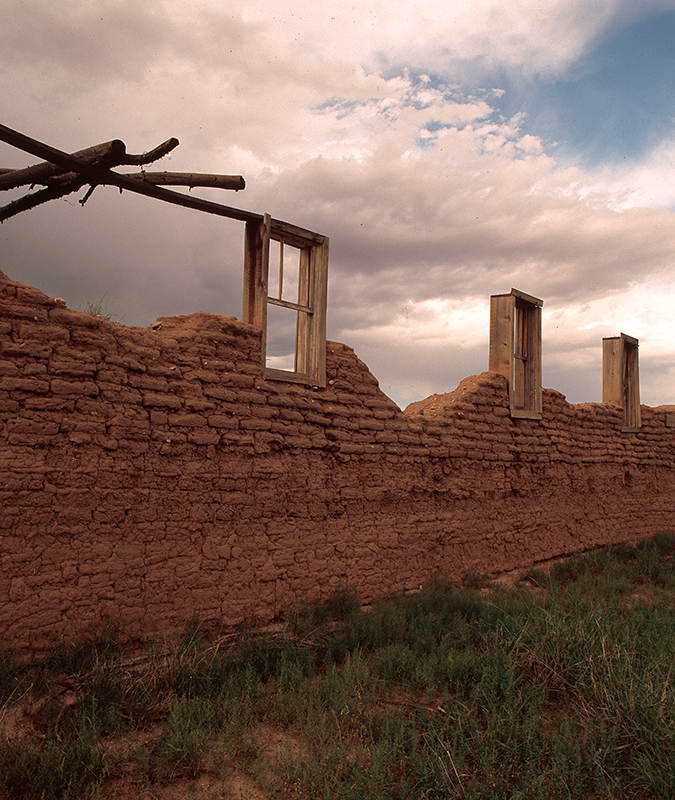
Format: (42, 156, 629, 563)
(603, 334, 641, 430)
(308, 237, 328, 387)
(489, 293, 514, 379)
(243, 214, 271, 371)
(489, 289, 543, 419)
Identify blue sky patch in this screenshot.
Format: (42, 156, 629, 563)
(494, 11, 675, 166)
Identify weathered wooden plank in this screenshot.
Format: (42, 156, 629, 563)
(124, 172, 245, 191)
(0, 140, 126, 191)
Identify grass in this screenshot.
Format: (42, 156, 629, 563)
(82, 294, 124, 322)
(2, 532, 675, 798)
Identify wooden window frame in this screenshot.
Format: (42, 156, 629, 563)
(602, 333, 641, 431)
(243, 213, 329, 387)
(489, 288, 543, 420)
(0, 125, 331, 386)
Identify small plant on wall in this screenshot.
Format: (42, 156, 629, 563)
(82, 294, 123, 322)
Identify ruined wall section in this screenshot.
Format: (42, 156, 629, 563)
(2, 268, 675, 652)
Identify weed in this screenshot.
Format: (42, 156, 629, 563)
(0, 722, 107, 799)
(45, 626, 122, 677)
(1, 531, 675, 798)
(82, 294, 124, 322)
(0, 648, 22, 707)
(148, 699, 209, 782)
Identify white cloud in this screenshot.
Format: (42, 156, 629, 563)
(593, 139, 675, 210)
(2, 0, 675, 411)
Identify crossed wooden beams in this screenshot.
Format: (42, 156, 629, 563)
(0, 123, 247, 223)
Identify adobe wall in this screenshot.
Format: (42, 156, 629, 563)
(2, 267, 675, 652)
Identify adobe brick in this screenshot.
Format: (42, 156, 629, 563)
(171, 353, 202, 369)
(50, 379, 99, 397)
(53, 345, 103, 363)
(182, 369, 221, 383)
(207, 415, 239, 429)
(253, 431, 284, 450)
(372, 408, 397, 420)
(67, 432, 91, 445)
(168, 414, 207, 427)
(383, 444, 410, 456)
(104, 355, 146, 372)
(16, 323, 69, 343)
(320, 404, 353, 417)
(60, 417, 106, 435)
(70, 328, 115, 349)
(184, 398, 216, 412)
(305, 411, 331, 426)
(0, 299, 50, 321)
(325, 429, 351, 441)
(129, 374, 169, 391)
(339, 442, 365, 454)
(0, 377, 49, 393)
(335, 392, 364, 405)
(285, 436, 313, 448)
(236, 360, 264, 376)
(172, 382, 204, 400)
(49, 360, 98, 378)
(279, 409, 304, 423)
(269, 420, 300, 436)
(249, 406, 278, 421)
(0, 361, 19, 376)
(48, 307, 101, 328)
(15, 285, 58, 306)
(375, 430, 399, 443)
(9, 419, 59, 440)
(24, 362, 48, 376)
(142, 392, 182, 409)
(201, 358, 235, 372)
(240, 418, 272, 431)
(100, 388, 143, 405)
(363, 396, 398, 410)
(96, 366, 128, 384)
(265, 393, 298, 407)
(221, 373, 255, 389)
(147, 364, 183, 378)
(201, 385, 238, 402)
(23, 396, 74, 411)
(359, 418, 385, 431)
(1, 342, 53, 359)
(188, 430, 221, 446)
(219, 431, 255, 446)
(330, 417, 360, 431)
(237, 390, 267, 405)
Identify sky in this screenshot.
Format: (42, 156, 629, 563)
(3, 0, 675, 409)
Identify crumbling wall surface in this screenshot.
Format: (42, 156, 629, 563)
(2, 268, 675, 652)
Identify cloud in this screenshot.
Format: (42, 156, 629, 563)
(2, 0, 675, 411)
(237, 0, 652, 76)
(250, 74, 675, 306)
(593, 139, 675, 210)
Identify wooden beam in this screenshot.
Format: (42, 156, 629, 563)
(0, 123, 325, 247)
(0, 140, 126, 191)
(124, 172, 245, 191)
(0, 122, 259, 224)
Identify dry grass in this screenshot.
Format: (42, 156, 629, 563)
(2, 533, 675, 799)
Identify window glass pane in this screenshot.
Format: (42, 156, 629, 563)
(268, 240, 281, 299)
(280, 244, 300, 304)
(268, 240, 301, 303)
(265, 302, 296, 371)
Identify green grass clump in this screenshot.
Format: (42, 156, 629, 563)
(82, 294, 123, 322)
(1, 532, 674, 798)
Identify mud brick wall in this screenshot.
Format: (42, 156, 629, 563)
(2, 267, 675, 652)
